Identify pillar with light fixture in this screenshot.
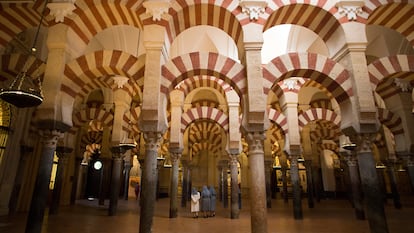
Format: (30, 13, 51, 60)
(180, 159, 189, 207)
(246, 132, 268, 232)
(264, 158, 272, 209)
(385, 159, 402, 209)
(139, 131, 163, 233)
(303, 159, 315, 208)
(25, 129, 64, 233)
(341, 141, 365, 220)
(355, 134, 389, 233)
(168, 148, 182, 218)
(229, 153, 240, 219)
(289, 153, 303, 220)
(49, 146, 73, 215)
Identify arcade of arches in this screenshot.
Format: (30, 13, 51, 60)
(0, 1, 413, 233)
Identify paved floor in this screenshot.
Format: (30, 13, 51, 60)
(1, 195, 414, 233)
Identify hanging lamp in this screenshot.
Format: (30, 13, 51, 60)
(0, 0, 48, 108)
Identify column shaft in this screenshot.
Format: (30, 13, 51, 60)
(346, 156, 365, 220)
(169, 152, 181, 218)
(290, 155, 303, 219)
(230, 157, 239, 219)
(108, 154, 123, 216)
(247, 132, 267, 233)
(25, 130, 62, 233)
(385, 161, 401, 209)
(123, 161, 131, 200)
(49, 152, 69, 215)
(357, 135, 389, 233)
(264, 160, 272, 208)
(304, 160, 314, 208)
(222, 162, 228, 208)
(139, 132, 161, 233)
(181, 161, 188, 207)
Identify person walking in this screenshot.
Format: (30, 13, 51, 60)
(201, 185, 211, 218)
(209, 186, 216, 217)
(190, 188, 201, 218)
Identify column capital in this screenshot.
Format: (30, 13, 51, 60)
(39, 130, 64, 148)
(169, 148, 183, 162)
(303, 159, 312, 167)
(335, 0, 365, 21)
(143, 0, 171, 21)
(110, 145, 127, 158)
(143, 131, 163, 151)
(239, 0, 268, 21)
(47, 1, 76, 23)
(245, 131, 265, 152)
(112, 75, 130, 89)
(355, 133, 377, 153)
(229, 155, 239, 165)
(288, 154, 299, 167)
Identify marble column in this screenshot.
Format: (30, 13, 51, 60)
(8, 146, 33, 214)
(402, 156, 414, 194)
(180, 160, 188, 207)
(345, 154, 365, 220)
(139, 132, 162, 233)
(280, 157, 289, 203)
(247, 132, 267, 233)
(221, 160, 229, 208)
(385, 160, 401, 209)
(108, 146, 125, 216)
(25, 130, 63, 233)
(229, 155, 240, 219)
(357, 134, 389, 233)
(304, 160, 314, 208)
(376, 165, 387, 203)
(156, 157, 165, 200)
(70, 157, 82, 205)
(123, 158, 132, 200)
(217, 163, 223, 202)
(264, 159, 272, 208)
(271, 168, 277, 199)
(98, 158, 107, 205)
(289, 154, 303, 219)
(169, 150, 182, 218)
(49, 146, 72, 215)
(312, 167, 322, 202)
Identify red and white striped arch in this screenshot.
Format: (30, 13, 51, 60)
(298, 108, 341, 130)
(70, 107, 114, 134)
(377, 108, 404, 135)
(268, 108, 288, 135)
(142, 1, 244, 56)
(63, 1, 143, 47)
(310, 125, 341, 141)
(176, 75, 229, 97)
(0, 53, 45, 82)
(181, 106, 229, 133)
(319, 141, 339, 153)
(161, 52, 246, 97)
(264, 2, 346, 43)
(62, 50, 145, 101)
(191, 141, 221, 155)
(366, 2, 414, 46)
(263, 52, 352, 104)
(0, 1, 47, 48)
(368, 55, 414, 89)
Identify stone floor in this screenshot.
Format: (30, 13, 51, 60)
(1, 195, 414, 233)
